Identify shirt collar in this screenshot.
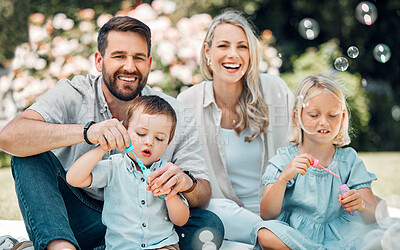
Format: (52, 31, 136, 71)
(97, 76, 109, 114)
(124, 153, 163, 175)
(203, 81, 216, 108)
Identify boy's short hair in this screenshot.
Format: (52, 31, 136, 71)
(123, 95, 177, 143)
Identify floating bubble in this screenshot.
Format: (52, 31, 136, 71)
(199, 230, 214, 243)
(381, 222, 400, 250)
(355, 1, 378, 25)
(278, 53, 283, 58)
(347, 46, 359, 58)
(181, 233, 185, 238)
(361, 78, 367, 87)
(373, 43, 391, 63)
(334, 57, 349, 71)
(298, 18, 320, 40)
(202, 242, 217, 250)
(392, 106, 400, 121)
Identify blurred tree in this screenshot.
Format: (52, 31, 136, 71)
(0, 0, 124, 68)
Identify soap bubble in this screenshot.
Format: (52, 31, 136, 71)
(298, 18, 320, 40)
(392, 106, 400, 121)
(202, 242, 217, 250)
(361, 78, 367, 87)
(355, 1, 378, 25)
(373, 44, 391, 63)
(347, 46, 359, 58)
(334, 57, 349, 71)
(199, 230, 214, 243)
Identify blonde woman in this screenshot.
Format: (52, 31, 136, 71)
(177, 10, 293, 245)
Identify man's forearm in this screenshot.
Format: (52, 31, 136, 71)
(0, 113, 85, 157)
(184, 179, 211, 209)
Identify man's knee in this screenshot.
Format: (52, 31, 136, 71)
(11, 151, 63, 178)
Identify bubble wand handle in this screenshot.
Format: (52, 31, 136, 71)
(340, 184, 355, 216)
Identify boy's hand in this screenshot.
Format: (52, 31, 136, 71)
(147, 162, 194, 200)
(338, 189, 366, 212)
(279, 153, 312, 183)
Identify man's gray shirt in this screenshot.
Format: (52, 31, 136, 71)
(29, 74, 209, 200)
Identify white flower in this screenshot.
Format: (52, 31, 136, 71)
(264, 47, 278, 58)
(152, 0, 176, 14)
(97, 13, 113, 28)
(34, 58, 47, 70)
(29, 25, 49, 43)
(259, 61, 269, 72)
(148, 70, 165, 86)
(62, 18, 75, 30)
(129, 3, 156, 23)
(53, 13, 67, 29)
(269, 57, 282, 68)
(156, 41, 176, 66)
(79, 21, 94, 32)
(267, 67, 280, 75)
(170, 64, 193, 85)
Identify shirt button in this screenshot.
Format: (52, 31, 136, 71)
(141, 178, 145, 182)
(141, 200, 145, 205)
(142, 223, 146, 227)
(141, 243, 145, 248)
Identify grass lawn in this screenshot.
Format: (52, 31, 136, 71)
(0, 152, 399, 220)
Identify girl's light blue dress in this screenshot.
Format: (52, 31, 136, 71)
(253, 145, 377, 250)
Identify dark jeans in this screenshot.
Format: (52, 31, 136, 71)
(11, 151, 224, 250)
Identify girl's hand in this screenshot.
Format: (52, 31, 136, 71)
(279, 153, 312, 183)
(338, 189, 366, 212)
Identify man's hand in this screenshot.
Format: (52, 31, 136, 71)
(147, 162, 194, 200)
(86, 118, 131, 151)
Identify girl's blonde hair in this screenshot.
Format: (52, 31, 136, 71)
(290, 75, 351, 146)
(200, 10, 269, 142)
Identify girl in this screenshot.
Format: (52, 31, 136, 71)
(255, 75, 377, 249)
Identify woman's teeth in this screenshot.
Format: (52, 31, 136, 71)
(222, 63, 240, 69)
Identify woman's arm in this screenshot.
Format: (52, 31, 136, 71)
(339, 188, 377, 224)
(66, 145, 108, 187)
(166, 194, 190, 227)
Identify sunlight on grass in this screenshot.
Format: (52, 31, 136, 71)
(0, 152, 399, 220)
(0, 168, 22, 220)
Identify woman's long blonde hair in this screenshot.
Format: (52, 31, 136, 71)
(200, 10, 269, 142)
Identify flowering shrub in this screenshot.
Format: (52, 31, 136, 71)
(0, 0, 281, 120)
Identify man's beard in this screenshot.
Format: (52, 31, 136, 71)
(103, 68, 148, 101)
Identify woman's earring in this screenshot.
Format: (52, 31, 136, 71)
(207, 58, 212, 67)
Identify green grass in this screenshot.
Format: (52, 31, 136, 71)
(0, 152, 399, 220)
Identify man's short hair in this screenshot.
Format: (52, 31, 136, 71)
(97, 16, 151, 57)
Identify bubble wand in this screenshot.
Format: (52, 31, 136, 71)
(126, 140, 165, 199)
(310, 155, 354, 216)
(310, 155, 340, 178)
(126, 140, 152, 179)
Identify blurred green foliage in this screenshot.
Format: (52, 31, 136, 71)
(0, 151, 11, 168)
